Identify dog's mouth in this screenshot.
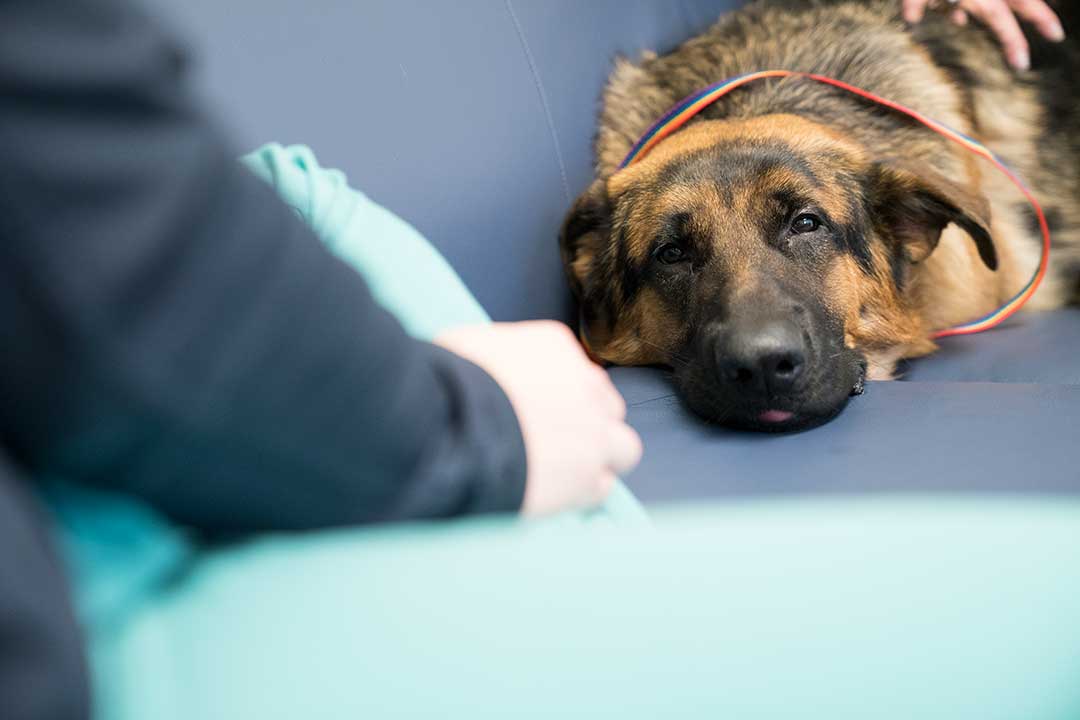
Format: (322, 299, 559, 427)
(674, 343, 865, 433)
(758, 409, 795, 424)
(723, 398, 846, 433)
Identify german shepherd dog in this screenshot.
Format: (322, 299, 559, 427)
(559, 0, 1080, 431)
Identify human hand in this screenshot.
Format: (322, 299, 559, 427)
(434, 321, 642, 516)
(903, 0, 1065, 70)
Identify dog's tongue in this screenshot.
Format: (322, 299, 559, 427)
(759, 410, 794, 424)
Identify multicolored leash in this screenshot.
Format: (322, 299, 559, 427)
(617, 69, 1051, 339)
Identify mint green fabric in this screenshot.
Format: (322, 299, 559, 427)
(42, 480, 194, 634)
(50, 493, 1080, 719)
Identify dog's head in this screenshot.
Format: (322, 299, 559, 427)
(561, 114, 996, 431)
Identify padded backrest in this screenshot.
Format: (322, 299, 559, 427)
(146, 0, 741, 322)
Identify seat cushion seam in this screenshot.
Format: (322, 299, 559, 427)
(504, 0, 572, 204)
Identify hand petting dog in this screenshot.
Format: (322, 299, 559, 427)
(903, 0, 1064, 70)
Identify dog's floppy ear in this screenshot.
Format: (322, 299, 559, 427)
(559, 178, 612, 299)
(867, 158, 997, 270)
(559, 179, 618, 356)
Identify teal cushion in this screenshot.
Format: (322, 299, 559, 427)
(47, 493, 1080, 720)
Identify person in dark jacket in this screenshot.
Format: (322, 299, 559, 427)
(0, 1, 640, 717)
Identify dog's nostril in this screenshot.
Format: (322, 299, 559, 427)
(714, 321, 807, 393)
(763, 351, 805, 392)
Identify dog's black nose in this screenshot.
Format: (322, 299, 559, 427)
(714, 320, 807, 395)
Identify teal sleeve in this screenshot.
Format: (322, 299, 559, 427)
(240, 144, 489, 341)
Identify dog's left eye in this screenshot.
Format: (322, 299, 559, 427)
(654, 243, 687, 264)
(790, 213, 822, 234)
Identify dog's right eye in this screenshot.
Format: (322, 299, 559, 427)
(790, 213, 822, 234)
(654, 243, 687, 265)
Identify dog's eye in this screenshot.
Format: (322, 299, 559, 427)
(790, 214, 822, 234)
(654, 243, 687, 265)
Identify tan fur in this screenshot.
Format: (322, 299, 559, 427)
(568, 0, 1080, 376)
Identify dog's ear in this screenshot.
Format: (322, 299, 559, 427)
(559, 179, 617, 355)
(559, 179, 612, 298)
(867, 159, 997, 270)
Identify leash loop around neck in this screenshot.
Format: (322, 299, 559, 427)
(618, 70, 1051, 339)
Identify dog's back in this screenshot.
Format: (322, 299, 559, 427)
(912, 0, 1080, 304)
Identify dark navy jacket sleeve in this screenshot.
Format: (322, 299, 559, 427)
(0, 0, 527, 533)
